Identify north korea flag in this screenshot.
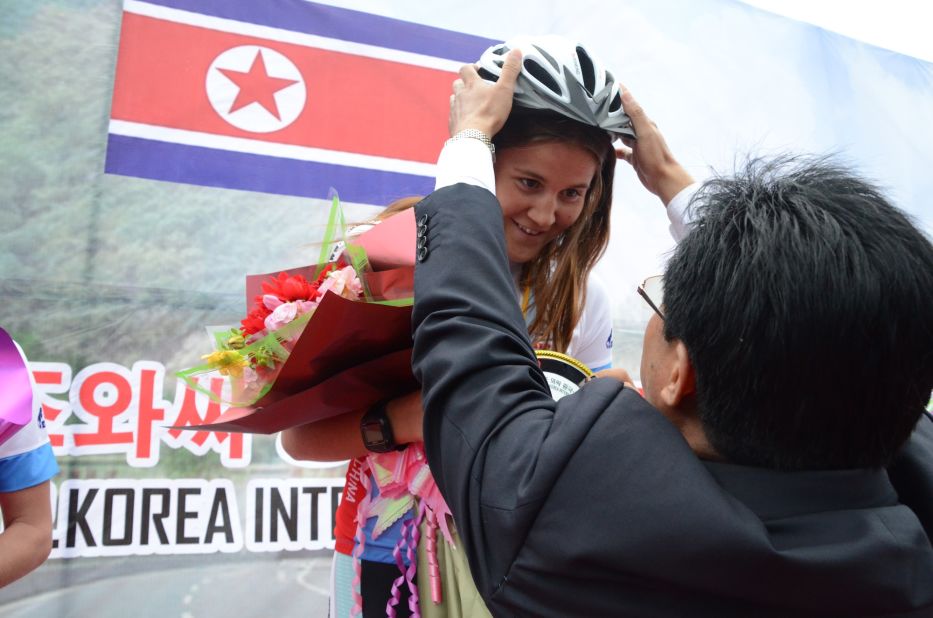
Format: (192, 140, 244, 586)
(105, 0, 496, 205)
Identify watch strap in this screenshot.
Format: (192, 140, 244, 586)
(360, 399, 400, 453)
(446, 128, 496, 159)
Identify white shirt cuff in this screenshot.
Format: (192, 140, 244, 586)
(667, 182, 702, 242)
(434, 138, 496, 195)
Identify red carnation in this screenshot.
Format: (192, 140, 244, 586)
(262, 272, 318, 302)
(312, 264, 337, 288)
(241, 304, 272, 335)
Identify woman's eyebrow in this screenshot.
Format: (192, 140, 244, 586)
(512, 167, 592, 189)
(512, 166, 545, 180)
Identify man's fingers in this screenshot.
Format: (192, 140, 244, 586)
(594, 367, 634, 387)
(459, 63, 480, 82)
(620, 87, 652, 133)
(452, 78, 465, 93)
(497, 48, 523, 90)
(615, 145, 633, 164)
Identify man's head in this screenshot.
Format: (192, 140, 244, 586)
(651, 155, 933, 470)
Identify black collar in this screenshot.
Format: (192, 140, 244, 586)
(702, 460, 898, 520)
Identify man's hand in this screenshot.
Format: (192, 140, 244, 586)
(449, 49, 522, 137)
(594, 367, 637, 390)
(615, 86, 695, 205)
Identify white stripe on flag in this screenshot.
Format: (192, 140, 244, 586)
(123, 0, 465, 73)
(108, 119, 439, 178)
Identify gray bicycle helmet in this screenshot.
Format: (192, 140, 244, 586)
(477, 35, 635, 139)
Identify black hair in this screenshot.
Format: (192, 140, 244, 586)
(663, 155, 933, 470)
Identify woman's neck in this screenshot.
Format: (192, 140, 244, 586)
(509, 261, 523, 287)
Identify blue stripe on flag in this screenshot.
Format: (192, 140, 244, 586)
(105, 134, 435, 205)
(142, 0, 498, 62)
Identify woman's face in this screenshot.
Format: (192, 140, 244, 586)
(494, 141, 599, 264)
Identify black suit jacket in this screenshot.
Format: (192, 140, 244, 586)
(411, 184, 933, 617)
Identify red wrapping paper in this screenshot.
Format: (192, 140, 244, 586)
(178, 210, 418, 434)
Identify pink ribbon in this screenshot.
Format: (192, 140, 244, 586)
(351, 466, 373, 618)
(425, 507, 443, 605)
(386, 504, 424, 618)
(0, 327, 33, 447)
(360, 443, 458, 616)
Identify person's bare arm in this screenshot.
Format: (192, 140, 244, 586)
(0, 481, 53, 588)
(280, 410, 369, 461)
(280, 391, 425, 461)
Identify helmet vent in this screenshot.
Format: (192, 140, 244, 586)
(609, 92, 623, 113)
(477, 67, 499, 82)
(476, 36, 636, 138)
(575, 46, 596, 94)
(523, 58, 562, 95)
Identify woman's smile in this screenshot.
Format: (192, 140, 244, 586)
(494, 141, 598, 264)
(511, 219, 544, 236)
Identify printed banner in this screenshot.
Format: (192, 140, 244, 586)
(51, 477, 345, 558)
(34, 360, 250, 467)
(31, 359, 351, 561)
(104, 0, 497, 204)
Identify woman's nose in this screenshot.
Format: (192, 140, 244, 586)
(526, 195, 557, 228)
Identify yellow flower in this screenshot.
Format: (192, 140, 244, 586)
(201, 349, 249, 378)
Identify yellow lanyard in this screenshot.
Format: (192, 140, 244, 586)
(521, 286, 531, 318)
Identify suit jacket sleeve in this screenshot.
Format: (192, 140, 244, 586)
(411, 183, 626, 599)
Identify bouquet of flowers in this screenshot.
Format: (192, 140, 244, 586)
(176, 195, 418, 434)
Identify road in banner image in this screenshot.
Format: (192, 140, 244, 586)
(0, 553, 332, 618)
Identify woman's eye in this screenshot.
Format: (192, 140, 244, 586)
(519, 178, 539, 189)
(562, 188, 584, 199)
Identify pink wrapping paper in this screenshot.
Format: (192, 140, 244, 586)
(0, 327, 34, 446)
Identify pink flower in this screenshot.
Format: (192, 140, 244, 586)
(264, 301, 299, 332)
(318, 265, 363, 300)
(294, 299, 317, 315)
(262, 294, 284, 311)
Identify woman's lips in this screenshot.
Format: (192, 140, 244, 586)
(512, 219, 543, 236)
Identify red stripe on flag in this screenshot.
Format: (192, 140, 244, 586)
(110, 12, 454, 163)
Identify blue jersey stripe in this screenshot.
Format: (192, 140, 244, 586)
(0, 443, 59, 493)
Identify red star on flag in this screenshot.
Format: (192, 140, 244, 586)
(218, 50, 299, 120)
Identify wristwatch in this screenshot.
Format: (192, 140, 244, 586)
(446, 128, 495, 159)
(360, 400, 401, 453)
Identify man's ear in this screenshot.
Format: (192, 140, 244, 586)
(659, 340, 695, 408)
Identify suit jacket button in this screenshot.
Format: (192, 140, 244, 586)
(417, 246, 428, 262)
(418, 214, 429, 226)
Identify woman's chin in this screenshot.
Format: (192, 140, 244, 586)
(506, 250, 534, 265)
